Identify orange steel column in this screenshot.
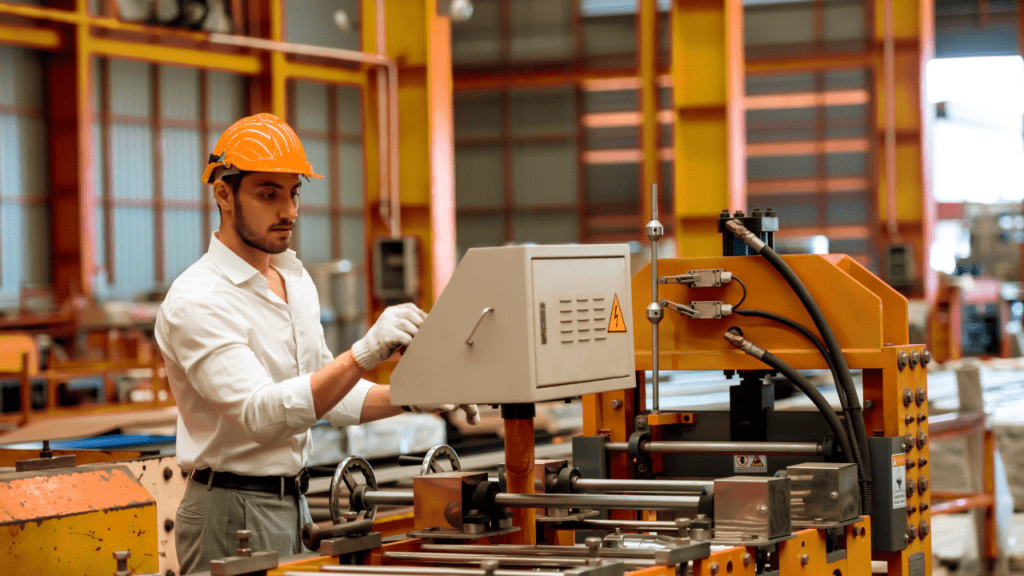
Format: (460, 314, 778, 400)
(502, 404, 537, 545)
(671, 0, 745, 256)
(873, 0, 936, 302)
(46, 0, 95, 303)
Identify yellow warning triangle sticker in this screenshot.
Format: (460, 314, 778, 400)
(608, 294, 627, 333)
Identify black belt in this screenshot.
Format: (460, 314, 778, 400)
(191, 468, 310, 496)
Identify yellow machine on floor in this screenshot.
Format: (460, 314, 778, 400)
(2, 207, 933, 576)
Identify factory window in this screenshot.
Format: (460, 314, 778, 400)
(0, 46, 50, 310)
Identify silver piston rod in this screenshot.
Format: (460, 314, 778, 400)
(314, 567, 565, 576)
(357, 490, 700, 512)
(383, 551, 653, 571)
(605, 440, 824, 456)
(573, 478, 710, 494)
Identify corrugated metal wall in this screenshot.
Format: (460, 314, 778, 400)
(0, 46, 50, 308)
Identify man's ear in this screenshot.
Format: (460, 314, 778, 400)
(212, 180, 233, 215)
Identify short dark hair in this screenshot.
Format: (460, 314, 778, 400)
(215, 170, 252, 217)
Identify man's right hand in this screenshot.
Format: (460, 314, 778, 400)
(351, 303, 427, 370)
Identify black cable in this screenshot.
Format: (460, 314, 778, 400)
(757, 246, 872, 514)
(735, 308, 858, 466)
(732, 276, 747, 309)
(734, 340, 855, 466)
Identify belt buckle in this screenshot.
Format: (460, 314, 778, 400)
(295, 468, 310, 495)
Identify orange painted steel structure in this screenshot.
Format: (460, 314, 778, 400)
(579, 253, 930, 576)
(0, 0, 452, 328)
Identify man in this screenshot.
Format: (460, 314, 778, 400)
(155, 113, 478, 574)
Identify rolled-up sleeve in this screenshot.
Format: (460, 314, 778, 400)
(322, 378, 375, 427)
(163, 300, 319, 445)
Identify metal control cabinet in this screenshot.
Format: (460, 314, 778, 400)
(390, 245, 635, 405)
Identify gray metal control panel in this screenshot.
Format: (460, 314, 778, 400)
(390, 244, 636, 405)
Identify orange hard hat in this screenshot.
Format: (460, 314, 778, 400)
(201, 113, 323, 184)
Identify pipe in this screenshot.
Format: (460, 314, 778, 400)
(317, 567, 563, 576)
(504, 415, 536, 544)
(551, 519, 682, 533)
(383, 552, 653, 570)
(421, 544, 668, 558)
(572, 478, 710, 494)
(301, 518, 375, 550)
(646, 183, 664, 412)
(493, 492, 700, 512)
(363, 491, 415, 506)
(605, 441, 823, 456)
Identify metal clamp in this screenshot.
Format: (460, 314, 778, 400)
(466, 307, 495, 346)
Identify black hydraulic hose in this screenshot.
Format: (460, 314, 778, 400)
(725, 219, 872, 514)
(723, 331, 855, 467)
(734, 308, 858, 464)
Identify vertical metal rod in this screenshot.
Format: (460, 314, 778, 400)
(645, 183, 664, 413)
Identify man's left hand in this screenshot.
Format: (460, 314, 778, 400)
(409, 404, 480, 425)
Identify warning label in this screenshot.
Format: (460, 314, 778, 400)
(734, 454, 768, 473)
(892, 454, 907, 509)
(608, 294, 627, 333)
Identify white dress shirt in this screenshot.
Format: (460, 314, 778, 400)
(156, 234, 373, 476)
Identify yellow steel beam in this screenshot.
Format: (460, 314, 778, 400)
(86, 36, 262, 74)
(873, 0, 936, 302)
(0, 23, 61, 50)
(672, 0, 746, 256)
(285, 62, 367, 86)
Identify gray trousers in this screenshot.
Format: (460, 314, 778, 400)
(176, 478, 314, 575)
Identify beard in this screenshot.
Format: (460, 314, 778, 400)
(233, 194, 292, 255)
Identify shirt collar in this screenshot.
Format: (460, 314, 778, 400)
(207, 233, 304, 285)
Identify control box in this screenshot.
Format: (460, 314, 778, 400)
(389, 244, 636, 405)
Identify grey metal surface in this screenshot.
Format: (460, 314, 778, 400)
(713, 476, 792, 542)
(317, 567, 564, 576)
(389, 244, 635, 405)
(572, 436, 608, 481)
(544, 519, 682, 533)
(318, 531, 382, 557)
(787, 462, 860, 526)
(908, 551, 926, 576)
(209, 550, 279, 576)
(493, 492, 701, 511)
(606, 440, 821, 456)
(868, 436, 909, 552)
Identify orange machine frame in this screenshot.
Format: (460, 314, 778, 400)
(582, 253, 931, 576)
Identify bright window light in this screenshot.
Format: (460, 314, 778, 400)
(810, 235, 829, 255)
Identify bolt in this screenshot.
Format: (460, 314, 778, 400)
(114, 550, 131, 576)
(481, 559, 499, 576)
(918, 414, 927, 423)
(903, 387, 913, 406)
(164, 519, 174, 532)
(829, 491, 839, 501)
(751, 208, 763, 217)
(800, 554, 810, 566)
(919, 522, 930, 538)
(907, 523, 917, 542)
(236, 530, 252, 557)
(905, 434, 914, 452)
(921, 503, 929, 511)
(733, 210, 745, 218)
(757, 503, 769, 515)
(918, 457, 928, 467)
(918, 478, 929, 494)
(864, 399, 874, 410)
(921, 349, 932, 366)
(710, 562, 721, 575)
(905, 415, 915, 425)
(916, 387, 926, 406)
(610, 399, 622, 409)
(917, 431, 928, 449)
(635, 416, 648, 429)
(906, 479, 915, 498)
(910, 350, 920, 368)
(898, 351, 909, 370)
(164, 467, 173, 481)
(908, 505, 917, 514)
(907, 460, 916, 469)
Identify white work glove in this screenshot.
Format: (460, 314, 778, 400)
(407, 404, 481, 425)
(351, 303, 427, 370)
